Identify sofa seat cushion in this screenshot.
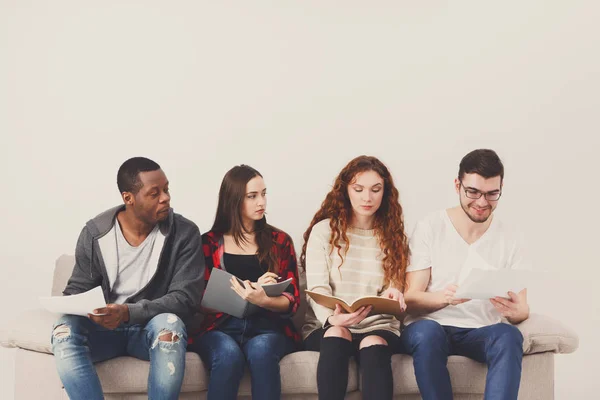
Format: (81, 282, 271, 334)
(253, 351, 359, 395)
(390, 352, 554, 396)
(60, 350, 360, 395)
(391, 354, 489, 394)
(96, 353, 208, 393)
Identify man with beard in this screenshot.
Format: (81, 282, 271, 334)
(400, 149, 529, 400)
(51, 157, 204, 400)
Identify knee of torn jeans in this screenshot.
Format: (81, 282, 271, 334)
(52, 324, 71, 340)
(151, 329, 185, 351)
(158, 330, 180, 343)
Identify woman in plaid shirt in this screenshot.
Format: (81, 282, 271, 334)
(188, 164, 300, 400)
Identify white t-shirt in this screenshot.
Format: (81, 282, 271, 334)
(404, 210, 530, 329)
(108, 220, 163, 304)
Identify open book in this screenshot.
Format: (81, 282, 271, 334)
(201, 268, 293, 318)
(305, 290, 405, 319)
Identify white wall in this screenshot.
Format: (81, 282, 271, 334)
(1, 1, 598, 398)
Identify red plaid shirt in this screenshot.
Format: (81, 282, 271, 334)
(189, 229, 301, 346)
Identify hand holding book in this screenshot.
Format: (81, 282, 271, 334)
(379, 287, 407, 312)
(305, 290, 406, 319)
(201, 268, 293, 318)
(328, 304, 373, 327)
(230, 277, 269, 307)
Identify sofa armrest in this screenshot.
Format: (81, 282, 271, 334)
(517, 313, 579, 355)
(0, 309, 55, 354)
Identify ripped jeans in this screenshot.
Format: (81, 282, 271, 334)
(51, 313, 187, 400)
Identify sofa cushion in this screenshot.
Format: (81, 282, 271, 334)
(264, 351, 358, 395)
(516, 313, 579, 354)
(389, 352, 554, 397)
(96, 351, 360, 395)
(12, 348, 554, 397)
(0, 308, 56, 353)
(96, 353, 208, 393)
(52, 254, 75, 296)
(391, 354, 488, 394)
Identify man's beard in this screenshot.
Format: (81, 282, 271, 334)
(461, 201, 492, 223)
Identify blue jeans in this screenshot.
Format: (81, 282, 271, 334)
(51, 313, 187, 400)
(399, 320, 523, 400)
(189, 316, 295, 400)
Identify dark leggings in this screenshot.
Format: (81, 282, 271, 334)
(305, 328, 396, 400)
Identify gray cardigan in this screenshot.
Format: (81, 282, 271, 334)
(63, 205, 205, 326)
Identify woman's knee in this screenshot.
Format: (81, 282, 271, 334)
(359, 335, 388, 350)
(245, 333, 292, 367)
(201, 335, 245, 370)
(323, 326, 352, 341)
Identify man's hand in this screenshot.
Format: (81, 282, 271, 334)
(380, 287, 407, 312)
(88, 304, 129, 330)
(490, 290, 529, 324)
(441, 284, 471, 306)
(230, 277, 269, 307)
(328, 304, 373, 327)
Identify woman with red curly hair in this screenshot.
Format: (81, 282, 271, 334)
(301, 155, 410, 400)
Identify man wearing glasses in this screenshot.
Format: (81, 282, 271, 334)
(400, 149, 529, 400)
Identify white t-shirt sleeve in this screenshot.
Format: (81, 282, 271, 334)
(407, 219, 433, 272)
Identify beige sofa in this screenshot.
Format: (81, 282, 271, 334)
(1, 255, 579, 399)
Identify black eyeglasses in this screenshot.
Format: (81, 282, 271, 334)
(460, 182, 502, 201)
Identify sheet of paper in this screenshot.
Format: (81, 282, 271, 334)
(454, 268, 531, 299)
(40, 286, 107, 317)
(457, 248, 496, 285)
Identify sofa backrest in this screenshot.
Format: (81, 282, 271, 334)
(52, 254, 309, 329)
(53, 255, 76, 296)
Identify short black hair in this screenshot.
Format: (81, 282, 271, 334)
(458, 149, 504, 181)
(117, 157, 161, 194)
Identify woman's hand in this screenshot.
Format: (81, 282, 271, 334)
(230, 277, 269, 307)
(327, 304, 372, 327)
(257, 272, 279, 285)
(380, 287, 407, 312)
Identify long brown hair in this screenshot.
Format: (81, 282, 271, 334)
(211, 165, 278, 272)
(300, 156, 410, 290)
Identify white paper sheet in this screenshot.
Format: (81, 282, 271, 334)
(40, 286, 107, 317)
(454, 268, 531, 299)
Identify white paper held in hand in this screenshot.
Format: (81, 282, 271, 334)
(40, 286, 108, 317)
(454, 268, 531, 299)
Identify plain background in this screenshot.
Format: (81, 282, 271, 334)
(1, 1, 598, 398)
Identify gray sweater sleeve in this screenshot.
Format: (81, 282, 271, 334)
(126, 226, 205, 325)
(63, 226, 102, 296)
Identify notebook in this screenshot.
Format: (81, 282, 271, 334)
(201, 268, 293, 318)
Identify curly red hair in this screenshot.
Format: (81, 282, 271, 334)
(300, 155, 410, 290)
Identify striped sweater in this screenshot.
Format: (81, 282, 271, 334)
(302, 219, 401, 339)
